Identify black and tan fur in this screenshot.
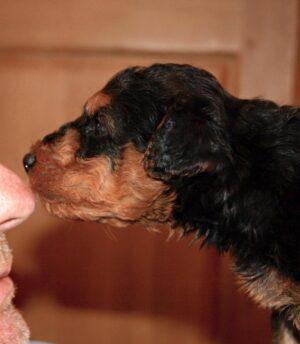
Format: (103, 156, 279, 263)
(24, 64, 300, 343)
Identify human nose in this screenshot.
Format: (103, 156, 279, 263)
(0, 164, 35, 231)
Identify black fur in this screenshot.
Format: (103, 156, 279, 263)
(45, 63, 300, 282)
(99, 64, 300, 283)
(32, 63, 300, 342)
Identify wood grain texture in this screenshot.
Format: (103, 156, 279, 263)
(294, 3, 300, 105)
(240, 0, 298, 103)
(0, 0, 243, 52)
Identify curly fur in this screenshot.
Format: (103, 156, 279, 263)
(24, 63, 300, 343)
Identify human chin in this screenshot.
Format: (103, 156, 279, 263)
(0, 234, 30, 343)
(0, 304, 30, 344)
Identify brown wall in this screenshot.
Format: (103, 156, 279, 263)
(295, 4, 300, 106)
(0, 1, 298, 343)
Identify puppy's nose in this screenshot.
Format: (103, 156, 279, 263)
(23, 153, 36, 172)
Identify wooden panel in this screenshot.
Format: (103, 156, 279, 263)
(240, 0, 298, 103)
(0, 52, 245, 344)
(294, 3, 300, 105)
(0, 0, 243, 52)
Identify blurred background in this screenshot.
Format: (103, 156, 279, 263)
(0, 0, 299, 343)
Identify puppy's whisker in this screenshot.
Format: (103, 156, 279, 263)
(176, 229, 185, 241)
(166, 229, 176, 242)
(188, 230, 203, 247)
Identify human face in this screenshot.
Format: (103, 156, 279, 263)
(0, 163, 35, 343)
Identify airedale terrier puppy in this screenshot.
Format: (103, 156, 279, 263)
(23, 63, 300, 343)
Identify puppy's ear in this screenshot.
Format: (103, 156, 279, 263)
(144, 96, 231, 180)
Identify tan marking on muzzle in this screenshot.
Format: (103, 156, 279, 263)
(28, 129, 175, 228)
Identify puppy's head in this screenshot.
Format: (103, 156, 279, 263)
(23, 64, 233, 228)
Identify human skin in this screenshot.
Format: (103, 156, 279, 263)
(0, 163, 35, 343)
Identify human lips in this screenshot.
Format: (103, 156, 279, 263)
(0, 269, 14, 309)
(0, 217, 30, 231)
(0, 236, 14, 310)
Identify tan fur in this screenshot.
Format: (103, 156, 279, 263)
(85, 91, 111, 114)
(29, 129, 175, 227)
(84, 91, 115, 133)
(273, 322, 299, 344)
(238, 266, 300, 328)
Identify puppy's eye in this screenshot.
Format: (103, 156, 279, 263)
(83, 117, 107, 136)
(84, 119, 97, 135)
